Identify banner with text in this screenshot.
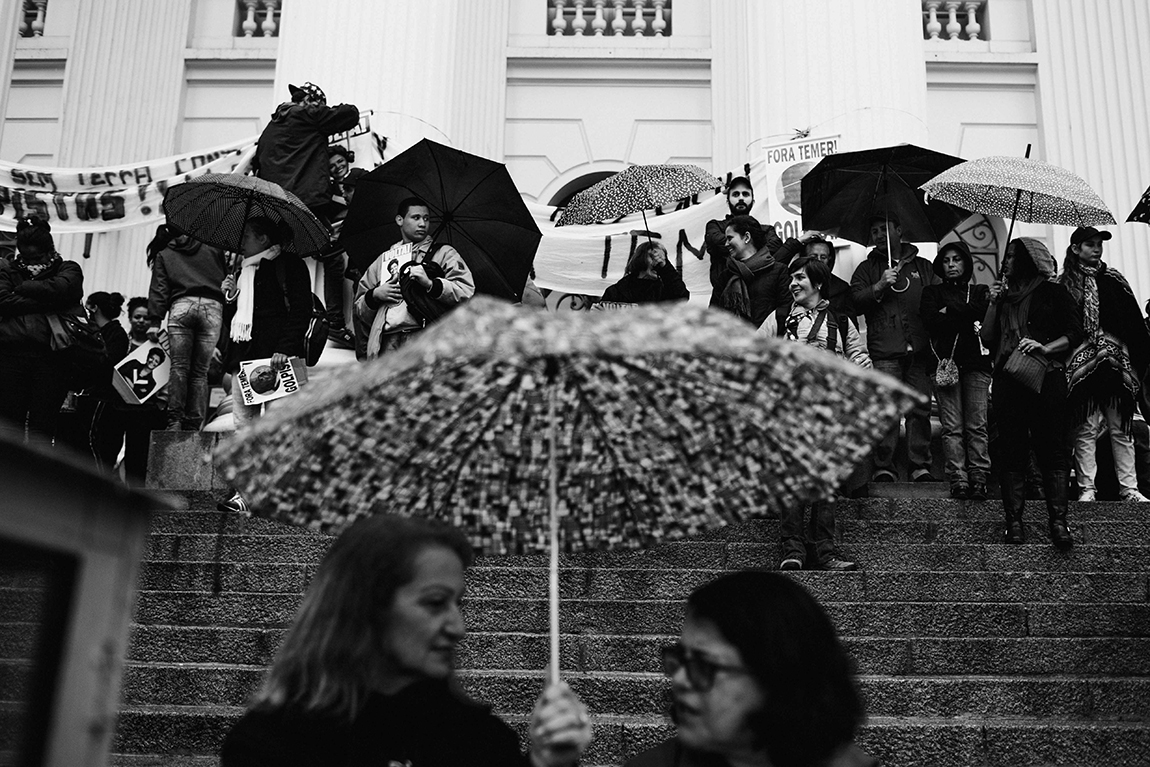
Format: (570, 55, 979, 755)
(761, 135, 841, 242)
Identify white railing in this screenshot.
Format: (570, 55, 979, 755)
(548, 0, 672, 37)
(19, 0, 47, 38)
(923, 0, 986, 41)
(236, 0, 280, 38)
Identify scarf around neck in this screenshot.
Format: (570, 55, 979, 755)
(997, 275, 1043, 367)
(231, 244, 282, 343)
(720, 246, 775, 319)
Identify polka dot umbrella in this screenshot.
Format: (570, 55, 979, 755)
(213, 296, 921, 681)
(921, 154, 1116, 246)
(556, 164, 721, 228)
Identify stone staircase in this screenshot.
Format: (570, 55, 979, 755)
(84, 429, 1150, 767)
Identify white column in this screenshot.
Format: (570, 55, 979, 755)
(449, 0, 509, 160)
(53, 0, 193, 298)
(274, 0, 461, 157)
(1032, 0, 1150, 299)
(711, 0, 929, 174)
(0, 0, 21, 147)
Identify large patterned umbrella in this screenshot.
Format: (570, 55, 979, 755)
(921, 155, 1116, 234)
(556, 164, 721, 227)
(213, 296, 920, 679)
(162, 173, 330, 256)
(1128, 184, 1150, 225)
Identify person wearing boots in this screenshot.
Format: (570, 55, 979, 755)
(981, 238, 1082, 549)
(1058, 227, 1150, 502)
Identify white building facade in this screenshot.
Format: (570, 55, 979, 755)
(3, 0, 1150, 303)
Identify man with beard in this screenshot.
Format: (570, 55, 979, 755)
(704, 177, 784, 309)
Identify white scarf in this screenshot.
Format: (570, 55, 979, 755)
(230, 245, 281, 343)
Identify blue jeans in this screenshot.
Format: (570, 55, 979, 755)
(166, 296, 223, 429)
(935, 369, 991, 485)
(872, 352, 934, 476)
(780, 499, 837, 565)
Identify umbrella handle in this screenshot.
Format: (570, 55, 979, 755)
(547, 375, 561, 686)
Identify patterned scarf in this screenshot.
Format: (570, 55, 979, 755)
(15, 255, 59, 277)
(720, 247, 775, 320)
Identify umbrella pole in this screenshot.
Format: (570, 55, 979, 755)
(547, 361, 561, 686)
(1003, 145, 1032, 258)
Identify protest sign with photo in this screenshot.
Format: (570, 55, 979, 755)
(236, 357, 309, 407)
(112, 342, 171, 405)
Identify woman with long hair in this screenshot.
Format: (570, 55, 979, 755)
(711, 215, 790, 327)
(626, 571, 872, 767)
(600, 240, 690, 305)
(221, 515, 591, 766)
(981, 237, 1082, 548)
(0, 217, 85, 444)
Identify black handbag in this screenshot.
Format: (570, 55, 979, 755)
(47, 313, 110, 390)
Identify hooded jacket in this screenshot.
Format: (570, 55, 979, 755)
(147, 236, 228, 321)
(850, 242, 939, 360)
(919, 241, 992, 372)
(254, 100, 360, 210)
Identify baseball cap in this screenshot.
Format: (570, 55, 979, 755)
(1070, 226, 1113, 245)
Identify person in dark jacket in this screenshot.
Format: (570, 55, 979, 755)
(850, 214, 940, 484)
(625, 572, 874, 767)
(217, 216, 310, 514)
(703, 176, 784, 269)
(981, 237, 1082, 549)
(709, 215, 790, 327)
(601, 240, 689, 304)
(147, 226, 227, 431)
(0, 217, 84, 444)
(1059, 227, 1150, 502)
(920, 241, 992, 500)
(253, 81, 360, 345)
(220, 515, 591, 767)
(120, 296, 168, 485)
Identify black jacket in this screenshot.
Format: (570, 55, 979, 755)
(148, 236, 228, 321)
(225, 255, 311, 371)
(221, 679, 529, 767)
(601, 262, 690, 304)
(254, 101, 360, 210)
(983, 280, 1084, 374)
(920, 281, 992, 372)
(0, 259, 84, 351)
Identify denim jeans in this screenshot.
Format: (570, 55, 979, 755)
(780, 499, 837, 565)
(872, 352, 934, 475)
(167, 296, 224, 429)
(935, 369, 992, 485)
(1074, 403, 1139, 493)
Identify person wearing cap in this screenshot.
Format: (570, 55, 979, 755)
(253, 81, 360, 348)
(1058, 227, 1150, 503)
(850, 213, 940, 484)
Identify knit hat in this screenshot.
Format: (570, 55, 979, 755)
(1015, 237, 1057, 280)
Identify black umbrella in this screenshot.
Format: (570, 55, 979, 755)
(1128, 183, 1150, 226)
(162, 173, 330, 257)
(339, 140, 540, 302)
(801, 144, 970, 259)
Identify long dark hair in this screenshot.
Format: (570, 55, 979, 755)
(686, 572, 863, 767)
(251, 516, 474, 720)
(146, 224, 174, 268)
(726, 215, 768, 251)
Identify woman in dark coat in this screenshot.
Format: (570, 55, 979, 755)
(981, 237, 1083, 549)
(601, 240, 689, 305)
(0, 217, 85, 444)
(920, 242, 992, 500)
(709, 215, 790, 328)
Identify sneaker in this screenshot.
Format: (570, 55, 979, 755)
(911, 469, 934, 483)
(329, 325, 356, 350)
(1077, 488, 1097, 502)
(217, 491, 250, 514)
(949, 481, 970, 499)
(779, 557, 804, 571)
(871, 469, 897, 483)
(817, 557, 858, 572)
(1119, 488, 1150, 502)
(968, 482, 988, 501)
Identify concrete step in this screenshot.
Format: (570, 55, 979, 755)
(108, 705, 1150, 767)
(119, 592, 1150, 638)
(111, 663, 1150, 721)
(127, 563, 1149, 604)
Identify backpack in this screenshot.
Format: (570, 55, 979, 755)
(774, 305, 850, 354)
(275, 259, 329, 367)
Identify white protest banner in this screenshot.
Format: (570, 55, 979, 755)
(236, 357, 308, 406)
(761, 135, 841, 242)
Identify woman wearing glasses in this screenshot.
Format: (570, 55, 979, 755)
(627, 571, 874, 767)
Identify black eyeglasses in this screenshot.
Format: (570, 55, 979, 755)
(660, 642, 750, 691)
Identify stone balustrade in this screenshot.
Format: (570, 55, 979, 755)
(548, 0, 672, 37)
(19, 0, 47, 38)
(923, 0, 987, 41)
(236, 0, 280, 38)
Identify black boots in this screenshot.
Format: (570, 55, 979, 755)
(1044, 469, 1074, 550)
(1000, 471, 1025, 544)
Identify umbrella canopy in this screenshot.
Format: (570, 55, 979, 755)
(161, 173, 330, 256)
(1128, 184, 1150, 225)
(921, 155, 1117, 228)
(215, 297, 920, 549)
(338, 140, 540, 302)
(556, 164, 721, 227)
(801, 144, 970, 246)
